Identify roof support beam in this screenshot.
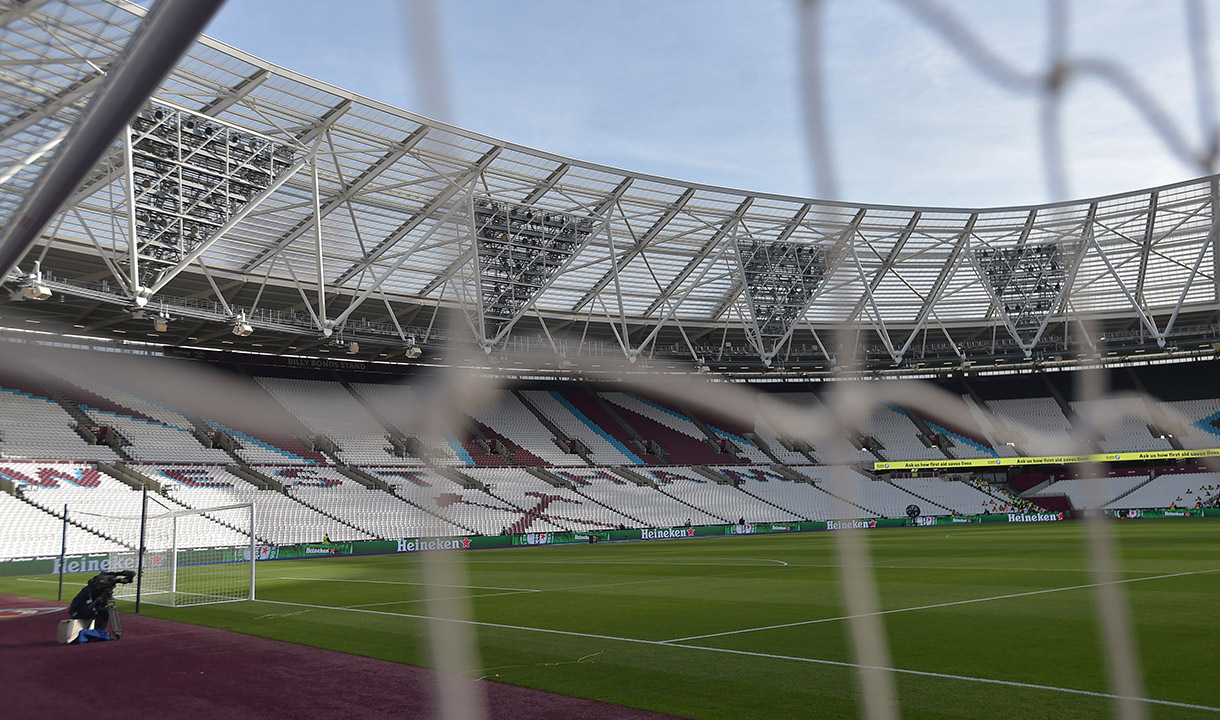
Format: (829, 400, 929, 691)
(895, 213, 977, 360)
(845, 210, 920, 323)
(241, 125, 428, 272)
(0, 69, 107, 147)
(520, 163, 570, 205)
(643, 197, 754, 317)
(331, 146, 502, 286)
(570, 187, 694, 314)
(196, 68, 269, 116)
(1133, 191, 1159, 306)
(704, 203, 815, 320)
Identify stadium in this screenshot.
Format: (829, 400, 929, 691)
(1, 1, 1219, 718)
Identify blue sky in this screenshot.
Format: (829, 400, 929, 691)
(203, 0, 1220, 209)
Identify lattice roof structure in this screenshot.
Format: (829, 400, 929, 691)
(3, 0, 1220, 377)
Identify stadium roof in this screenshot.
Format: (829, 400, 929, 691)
(3, 0, 1220, 377)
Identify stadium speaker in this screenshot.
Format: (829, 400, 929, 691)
(905, 504, 921, 518)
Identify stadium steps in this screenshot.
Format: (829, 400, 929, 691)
(17, 491, 134, 550)
(742, 432, 784, 463)
(767, 464, 812, 483)
(99, 462, 158, 491)
(672, 400, 740, 456)
(435, 466, 486, 491)
(511, 390, 594, 466)
(282, 491, 382, 540)
(691, 466, 732, 485)
(587, 390, 665, 462)
(611, 467, 658, 487)
(808, 482, 884, 518)
(1101, 474, 1160, 507)
(523, 466, 574, 488)
(336, 467, 477, 536)
(570, 486, 650, 527)
(733, 485, 813, 522)
(336, 466, 391, 491)
(654, 486, 730, 524)
(227, 465, 283, 492)
(42, 384, 133, 459)
(900, 408, 954, 459)
(882, 480, 952, 515)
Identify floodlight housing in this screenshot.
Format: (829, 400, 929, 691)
(231, 312, 253, 337)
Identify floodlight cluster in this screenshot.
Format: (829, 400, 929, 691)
(474, 197, 593, 336)
(129, 104, 295, 288)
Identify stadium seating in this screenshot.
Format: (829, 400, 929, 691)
(1071, 398, 1172, 453)
(0, 486, 126, 558)
(350, 382, 461, 465)
(771, 392, 878, 464)
(555, 468, 722, 527)
(644, 466, 799, 523)
(361, 465, 536, 536)
(143, 464, 374, 544)
(889, 476, 1006, 515)
(1030, 474, 1152, 509)
(987, 397, 1078, 452)
(1102, 472, 1220, 510)
(0, 385, 119, 462)
(9, 462, 248, 551)
(520, 390, 644, 465)
(471, 393, 585, 466)
(465, 467, 637, 531)
(600, 392, 745, 465)
(256, 377, 397, 464)
(863, 406, 947, 461)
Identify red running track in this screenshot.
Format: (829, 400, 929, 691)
(1, 593, 687, 720)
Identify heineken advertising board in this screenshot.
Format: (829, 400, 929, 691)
(20, 508, 1220, 577)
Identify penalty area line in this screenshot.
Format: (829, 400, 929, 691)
(250, 598, 1220, 714)
(664, 567, 1220, 643)
(276, 576, 540, 593)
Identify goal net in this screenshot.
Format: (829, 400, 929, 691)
(94, 498, 256, 607)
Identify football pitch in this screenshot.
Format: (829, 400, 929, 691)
(8, 521, 1220, 719)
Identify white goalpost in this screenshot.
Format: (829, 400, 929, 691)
(82, 492, 257, 608)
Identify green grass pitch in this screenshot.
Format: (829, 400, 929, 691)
(7, 521, 1219, 719)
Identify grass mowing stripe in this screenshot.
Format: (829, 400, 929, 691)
(251, 598, 1220, 714)
(276, 576, 539, 592)
(665, 566, 1220, 642)
(346, 589, 538, 608)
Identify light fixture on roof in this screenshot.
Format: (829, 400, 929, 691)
(152, 314, 169, 333)
(404, 335, 421, 359)
(347, 341, 359, 354)
(695, 357, 710, 374)
(18, 261, 51, 301)
(231, 311, 253, 337)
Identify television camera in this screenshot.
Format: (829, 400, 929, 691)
(68, 569, 135, 639)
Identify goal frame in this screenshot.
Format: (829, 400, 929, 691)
(90, 491, 258, 610)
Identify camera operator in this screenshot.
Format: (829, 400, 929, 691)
(68, 570, 133, 637)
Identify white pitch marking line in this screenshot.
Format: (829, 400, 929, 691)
(663, 567, 1220, 643)
(346, 589, 535, 608)
(456, 559, 1157, 574)
(250, 598, 1220, 714)
(277, 576, 540, 593)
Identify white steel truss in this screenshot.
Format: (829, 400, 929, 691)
(3, 0, 1220, 374)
